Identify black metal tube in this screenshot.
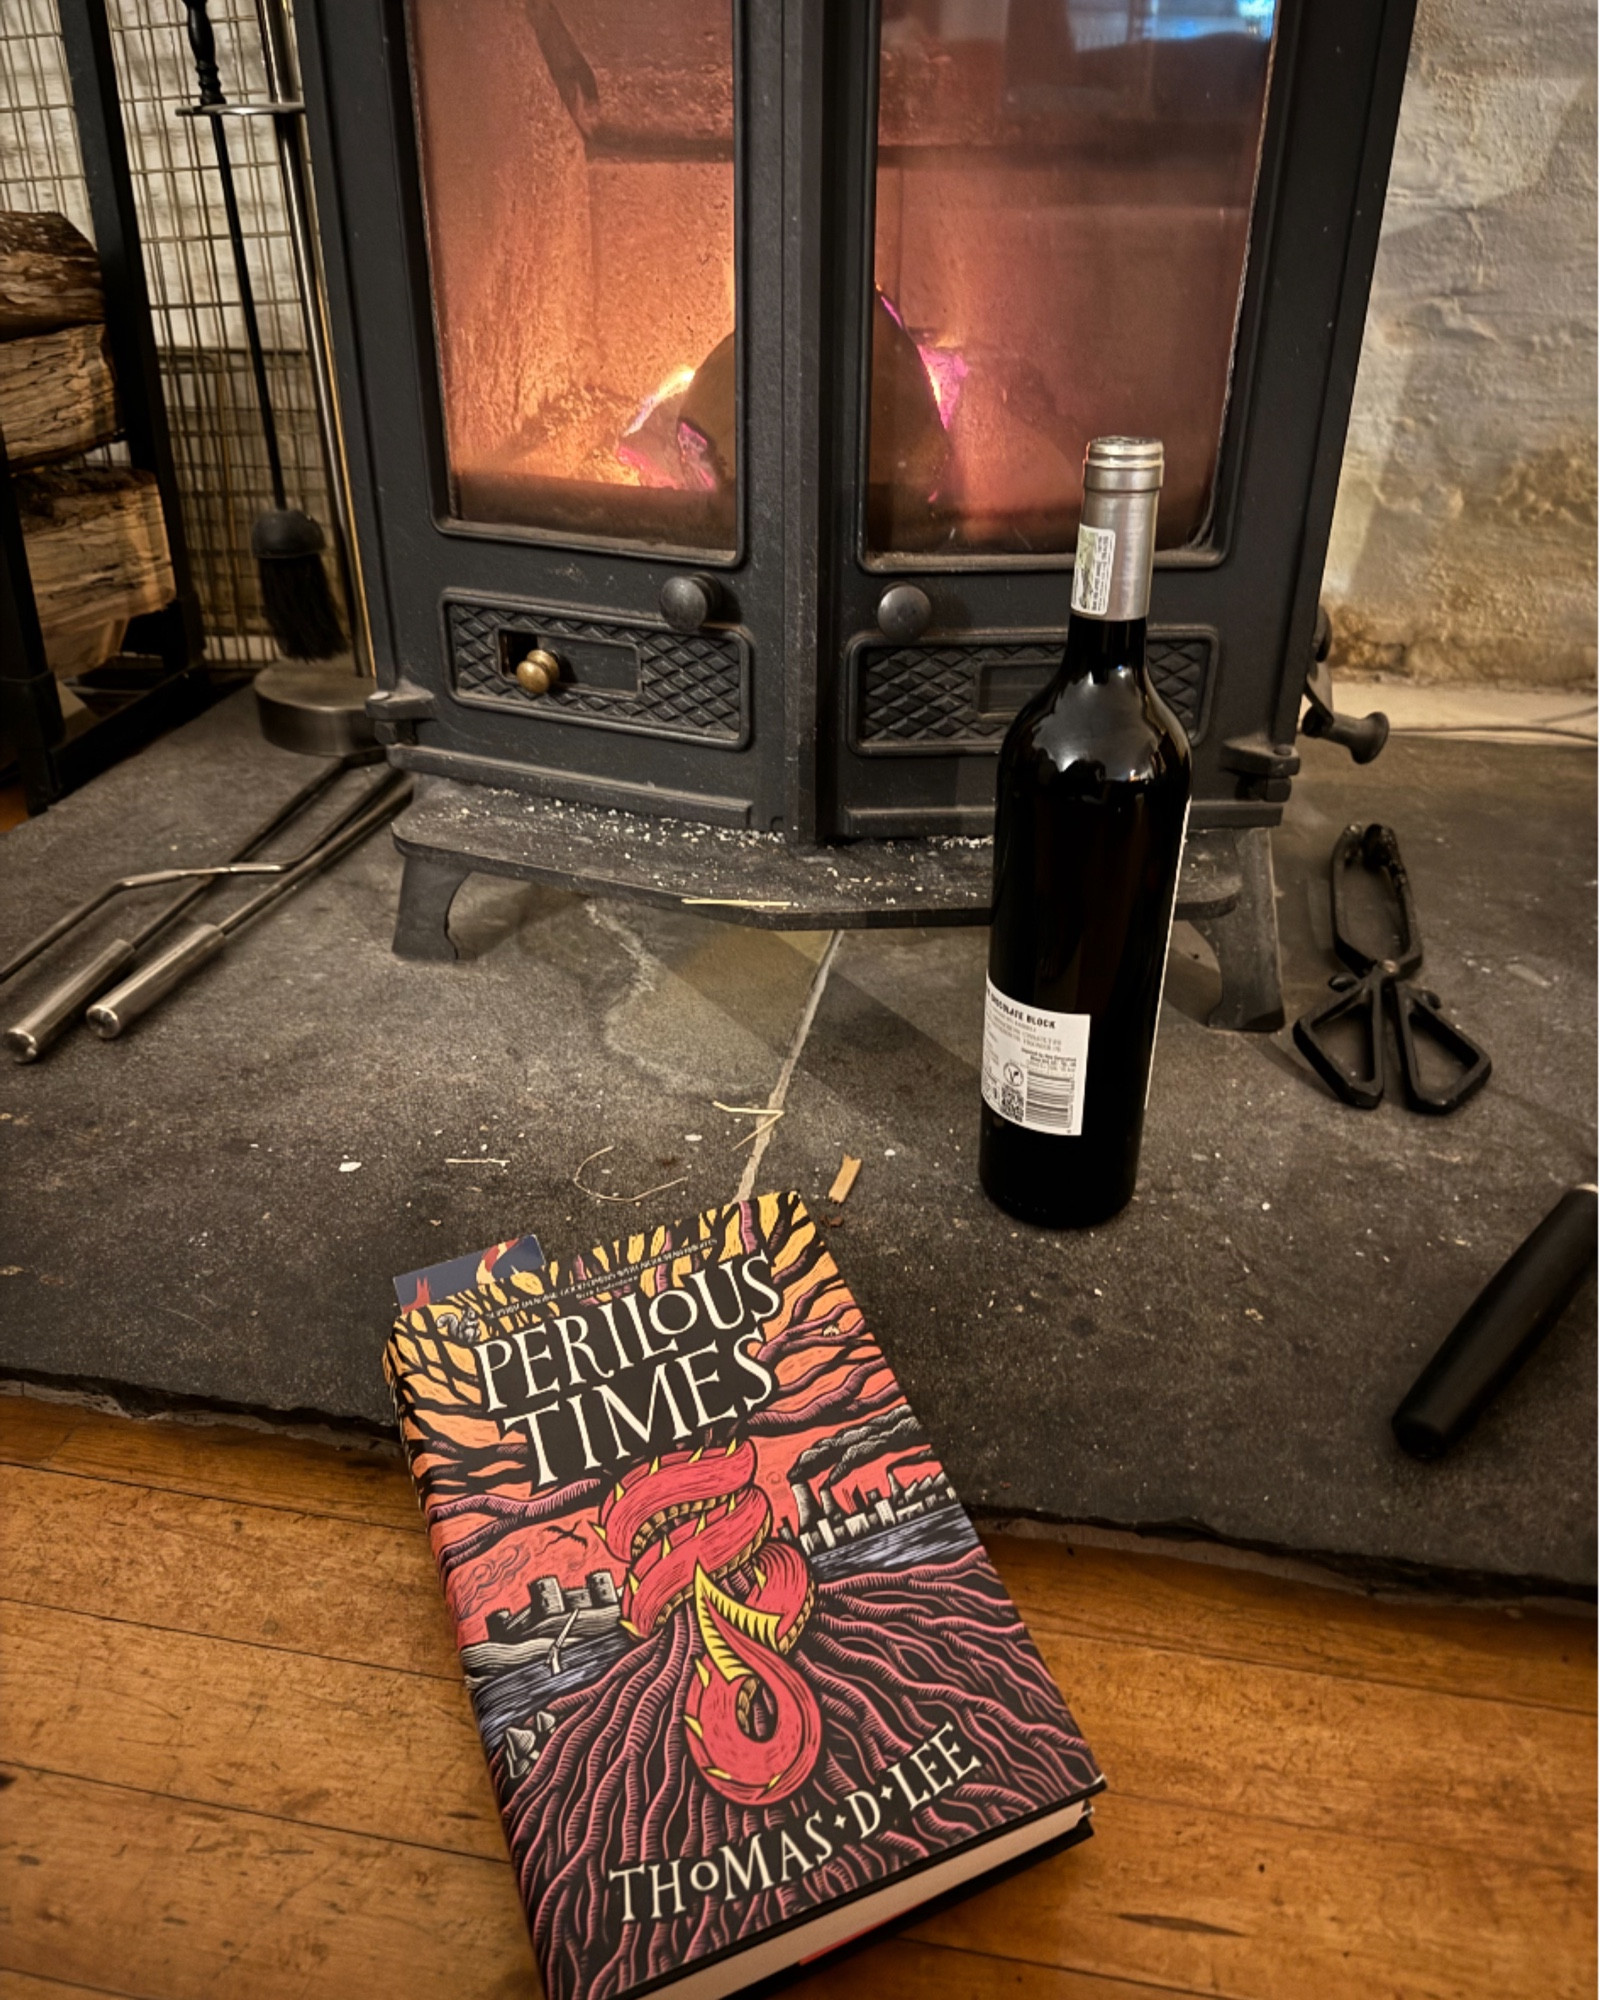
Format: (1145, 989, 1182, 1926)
(1392, 1186, 1598, 1460)
(1, 879, 127, 987)
(251, 0, 369, 671)
(183, 0, 287, 509)
(211, 117, 286, 510)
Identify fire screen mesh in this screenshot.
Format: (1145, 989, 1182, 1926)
(0, 0, 335, 659)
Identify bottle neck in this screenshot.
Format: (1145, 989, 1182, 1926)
(1060, 480, 1157, 684)
(1060, 608, 1146, 684)
(1068, 481, 1158, 627)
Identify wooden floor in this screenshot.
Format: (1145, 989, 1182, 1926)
(0, 1392, 1592, 2000)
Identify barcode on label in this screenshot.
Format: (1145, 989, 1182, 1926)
(980, 978, 1091, 1138)
(1024, 1073, 1079, 1133)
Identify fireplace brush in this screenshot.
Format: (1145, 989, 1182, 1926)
(180, 0, 346, 663)
(2, 750, 384, 1061)
(84, 771, 411, 1041)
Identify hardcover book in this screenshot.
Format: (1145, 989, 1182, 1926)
(386, 1191, 1103, 2000)
(392, 1228, 546, 1312)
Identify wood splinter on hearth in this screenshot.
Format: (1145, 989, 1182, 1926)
(828, 1155, 863, 1205)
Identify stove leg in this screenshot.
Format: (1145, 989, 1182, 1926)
(393, 851, 467, 962)
(1193, 826, 1285, 1033)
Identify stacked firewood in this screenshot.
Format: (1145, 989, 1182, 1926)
(0, 211, 175, 675)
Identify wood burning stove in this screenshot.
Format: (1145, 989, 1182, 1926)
(292, 0, 1413, 1028)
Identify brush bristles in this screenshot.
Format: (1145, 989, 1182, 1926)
(252, 508, 348, 662)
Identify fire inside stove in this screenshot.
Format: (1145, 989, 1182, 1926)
(408, 0, 741, 549)
(612, 303, 966, 499)
(407, 0, 1272, 558)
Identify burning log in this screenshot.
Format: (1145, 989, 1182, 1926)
(868, 291, 949, 505)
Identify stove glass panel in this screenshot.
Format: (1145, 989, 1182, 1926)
(867, 0, 1276, 558)
(408, 0, 737, 553)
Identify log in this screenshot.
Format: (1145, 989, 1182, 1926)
(0, 323, 119, 467)
(15, 466, 174, 675)
(0, 212, 104, 337)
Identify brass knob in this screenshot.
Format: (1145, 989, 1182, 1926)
(515, 649, 561, 695)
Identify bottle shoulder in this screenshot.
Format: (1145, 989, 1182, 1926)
(1004, 670, 1191, 788)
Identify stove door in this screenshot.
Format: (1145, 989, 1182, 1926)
(300, 0, 791, 830)
(824, 0, 1289, 839)
(409, 0, 742, 557)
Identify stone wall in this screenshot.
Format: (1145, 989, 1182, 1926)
(1324, 0, 1596, 687)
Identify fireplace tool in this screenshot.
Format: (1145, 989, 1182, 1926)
(178, 0, 355, 692)
(0, 753, 356, 989)
(1392, 1183, 1597, 1460)
(1292, 822, 1491, 1115)
(84, 768, 411, 1041)
(1, 750, 385, 1061)
(250, 0, 382, 753)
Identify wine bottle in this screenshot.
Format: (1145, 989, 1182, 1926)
(979, 436, 1192, 1228)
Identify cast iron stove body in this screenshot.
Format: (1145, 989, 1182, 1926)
(293, 0, 1414, 1027)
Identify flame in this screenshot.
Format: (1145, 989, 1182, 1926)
(617, 363, 699, 487)
(622, 364, 697, 441)
(916, 340, 969, 429)
(880, 289, 970, 431)
(675, 419, 720, 493)
(613, 305, 969, 498)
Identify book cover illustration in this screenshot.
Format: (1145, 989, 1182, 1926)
(386, 1191, 1101, 2000)
(392, 1228, 545, 1312)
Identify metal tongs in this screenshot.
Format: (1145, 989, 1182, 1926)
(83, 770, 409, 1039)
(1292, 823, 1491, 1116)
(2, 752, 403, 1060)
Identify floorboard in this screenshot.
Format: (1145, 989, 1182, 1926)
(0, 1977, 137, 2000)
(0, 1393, 1592, 2000)
(3, 1399, 1588, 1709)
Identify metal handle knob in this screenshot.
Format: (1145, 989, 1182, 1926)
(1303, 705, 1391, 765)
(514, 649, 562, 696)
(660, 574, 720, 633)
(5, 938, 138, 1063)
(183, 0, 225, 105)
(876, 583, 932, 642)
(86, 925, 229, 1039)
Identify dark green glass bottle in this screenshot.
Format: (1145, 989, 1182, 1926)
(979, 437, 1192, 1228)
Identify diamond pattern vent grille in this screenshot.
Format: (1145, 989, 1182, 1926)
(856, 633, 1212, 750)
(447, 600, 747, 745)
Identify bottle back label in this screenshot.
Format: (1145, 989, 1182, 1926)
(981, 978, 1091, 1136)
